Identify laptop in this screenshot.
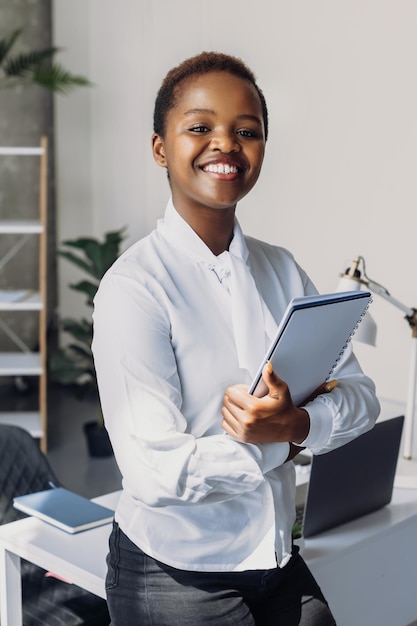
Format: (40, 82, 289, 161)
(295, 415, 404, 538)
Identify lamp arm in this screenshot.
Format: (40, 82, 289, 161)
(367, 280, 415, 320)
(345, 255, 415, 321)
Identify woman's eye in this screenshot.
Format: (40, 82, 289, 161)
(237, 129, 256, 138)
(189, 125, 209, 133)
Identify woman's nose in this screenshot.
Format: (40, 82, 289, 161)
(209, 131, 240, 153)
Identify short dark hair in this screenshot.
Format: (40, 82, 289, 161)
(153, 51, 269, 140)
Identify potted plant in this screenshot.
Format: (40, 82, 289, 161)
(0, 28, 91, 93)
(49, 228, 126, 456)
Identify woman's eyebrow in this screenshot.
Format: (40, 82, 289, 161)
(183, 108, 215, 116)
(237, 114, 263, 126)
(183, 109, 262, 126)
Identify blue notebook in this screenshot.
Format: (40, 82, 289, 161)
(249, 290, 372, 404)
(13, 487, 115, 534)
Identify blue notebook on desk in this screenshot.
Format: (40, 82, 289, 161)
(13, 487, 115, 534)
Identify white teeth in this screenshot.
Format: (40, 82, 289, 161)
(204, 163, 238, 174)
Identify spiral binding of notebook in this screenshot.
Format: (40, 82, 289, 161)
(326, 295, 373, 381)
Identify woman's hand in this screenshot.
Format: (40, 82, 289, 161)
(221, 362, 338, 446)
(221, 362, 310, 445)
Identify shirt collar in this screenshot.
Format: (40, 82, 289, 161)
(157, 197, 249, 266)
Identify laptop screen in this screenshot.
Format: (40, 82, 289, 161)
(298, 415, 404, 538)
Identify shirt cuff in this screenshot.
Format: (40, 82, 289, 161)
(298, 400, 333, 450)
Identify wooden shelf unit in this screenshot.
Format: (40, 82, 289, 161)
(0, 137, 48, 451)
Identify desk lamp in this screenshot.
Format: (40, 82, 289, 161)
(337, 256, 417, 488)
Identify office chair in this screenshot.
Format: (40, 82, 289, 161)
(0, 424, 110, 625)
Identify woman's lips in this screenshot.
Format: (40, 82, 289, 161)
(200, 160, 244, 179)
(203, 162, 239, 174)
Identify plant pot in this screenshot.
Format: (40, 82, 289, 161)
(83, 421, 113, 457)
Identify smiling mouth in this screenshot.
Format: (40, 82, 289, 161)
(201, 163, 241, 175)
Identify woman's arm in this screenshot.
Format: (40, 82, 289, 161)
(221, 345, 380, 457)
(92, 272, 290, 509)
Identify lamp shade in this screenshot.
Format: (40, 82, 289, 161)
(353, 309, 377, 346)
(336, 275, 377, 347)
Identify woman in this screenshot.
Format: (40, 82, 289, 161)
(92, 51, 380, 625)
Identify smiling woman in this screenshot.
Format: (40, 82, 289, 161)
(92, 50, 378, 625)
(151, 71, 266, 253)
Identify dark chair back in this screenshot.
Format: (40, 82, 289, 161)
(0, 424, 60, 525)
(0, 424, 110, 625)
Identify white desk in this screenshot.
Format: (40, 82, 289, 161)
(304, 487, 417, 626)
(1, 489, 417, 626)
(0, 491, 120, 626)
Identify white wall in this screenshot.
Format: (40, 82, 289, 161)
(53, 1, 417, 416)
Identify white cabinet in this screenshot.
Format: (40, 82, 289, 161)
(0, 138, 48, 451)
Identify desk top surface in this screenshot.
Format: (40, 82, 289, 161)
(302, 486, 417, 564)
(1, 487, 417, 594)
(0, 491, 121, 597)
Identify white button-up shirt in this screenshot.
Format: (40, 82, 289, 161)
(92, 199, 379, 571)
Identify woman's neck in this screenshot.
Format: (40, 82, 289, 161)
(174, 204, 235, 256)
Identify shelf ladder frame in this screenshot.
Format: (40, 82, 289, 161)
(0, 137, 48, 452)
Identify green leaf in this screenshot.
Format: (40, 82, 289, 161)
(62, 316, 92, 331)
(292, 522, 303, 540)
(52, 228, 126, 405)
(67, 343, 94, 360)
(69, 280, 99, 305)
(101, 228, 127, 273)
(61, 237, 102, 249)
(4, 47, 60, 77)
(59, 229, 127, 280)
(0, 29, 22, 65)
(60, 239, 103, 279)
(58, 250, 95, 277)
(48, 350, 90, 384)
(32, 62, 92, 94)
(0, 28, 89, 94)
(61, 317, 92, 345)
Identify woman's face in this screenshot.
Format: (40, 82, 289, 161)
(152, 71, 266, 218)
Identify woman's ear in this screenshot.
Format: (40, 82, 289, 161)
(152, 133, 167, 168)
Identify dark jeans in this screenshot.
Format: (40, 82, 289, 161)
(106, 522, 336, 625)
